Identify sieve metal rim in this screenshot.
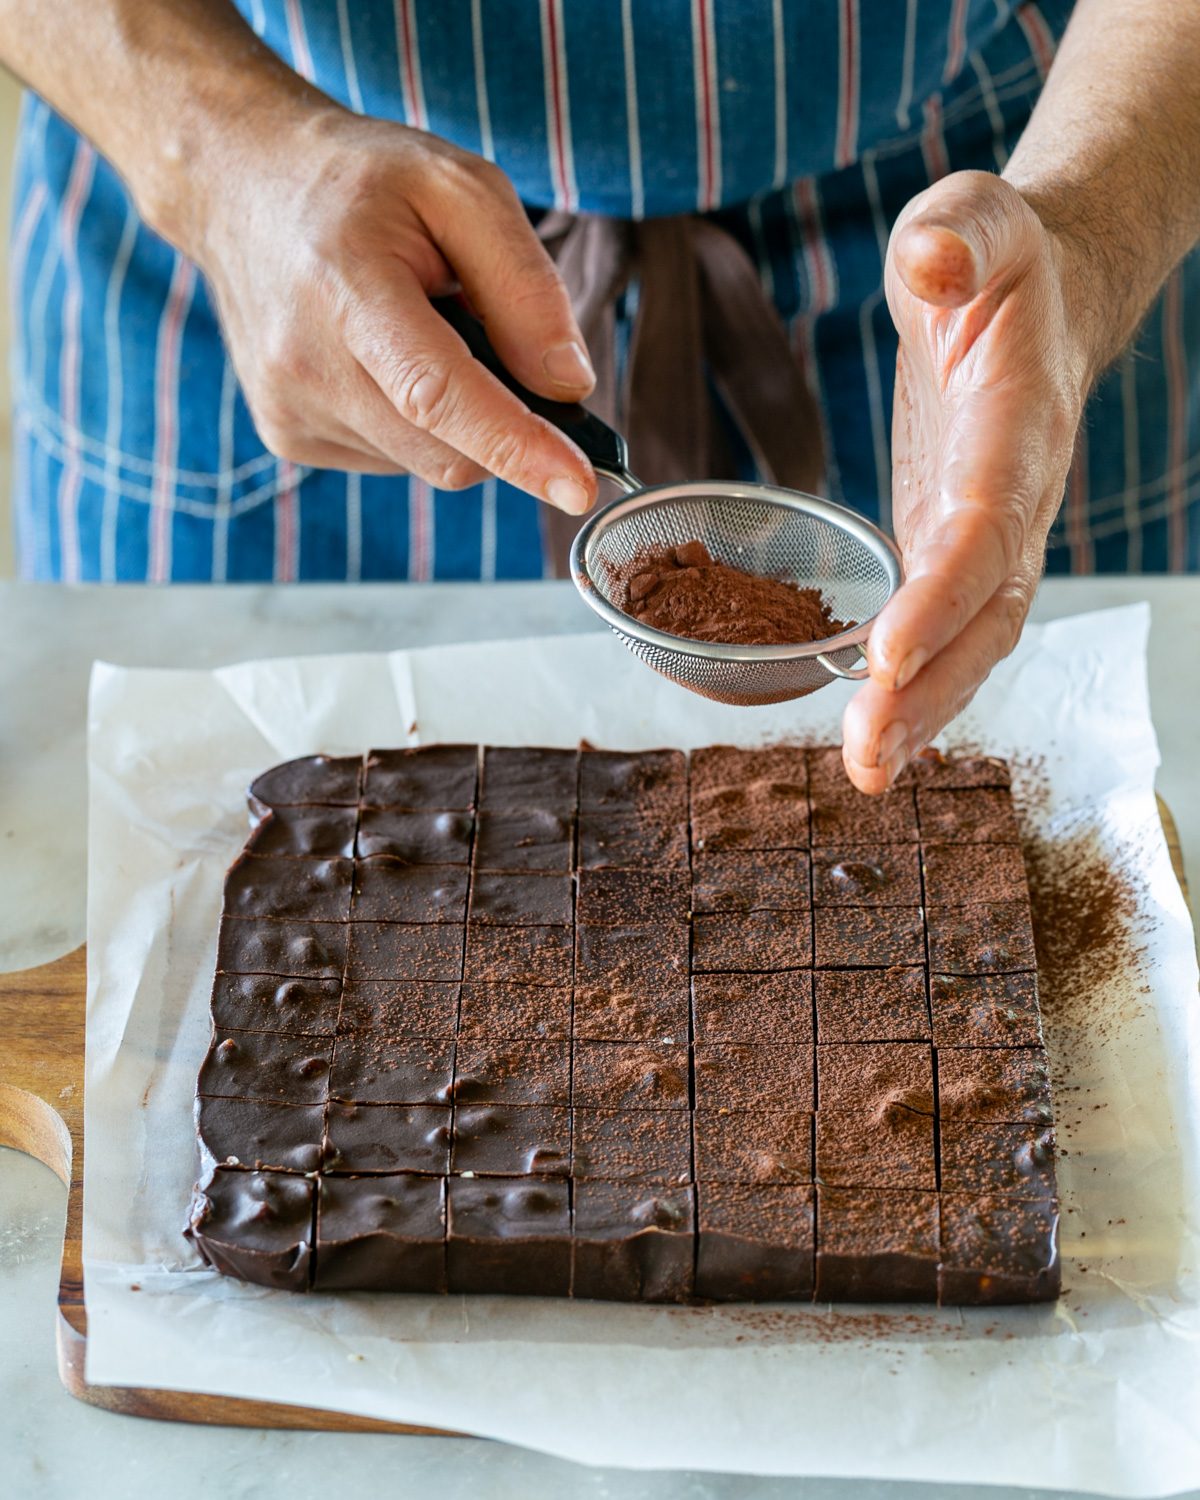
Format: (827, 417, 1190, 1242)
(569, 481, 904, 664)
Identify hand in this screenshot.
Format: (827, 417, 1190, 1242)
(841, 171, 1094, 792)
(186, 106, 597, 510)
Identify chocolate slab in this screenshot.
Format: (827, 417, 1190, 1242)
(693, 1110, 812, 1184)
(468, 871, 573, 926)
(691, 972, 814, 1044)
(186, 1169, 313, 1291)
(463, 924, 573, 986)
(196, 1096, 324, 1174)
(572, 983, 690, 1044)
(198, 1028, 331, 1105)
(572, 1041, 690, 1110)
(696, 1183, 814, 1301)
(480, 746, 578, 811)
(249, 753, 363, 808)
(693, 1043, 814, 1112)
(692, 911, 813, 971)
(457, 982, 571, 1040)
(223, 855, 354, 921)
(938, 1192, 1060, 1304)
(210, 974, 343, 1036)
(572, 1181, 695, 1302)
(575, 922, 689, 996)
(244, 805, 358, 858)
(926, 902, 1037, 975)
(351, 859, 470, 924)
(329, 1035, 454, 1105)
(939, 1122, 1057, 1198)
(577, 813, 689, 869)
(571, 1108, 693, 1184)
(452, 1039, 571, 1107)
(691, 745, 808, 800)
(815, 1109, 936, 1190)
(815, 1186, 939, 1301)
(216, 917, 347, 979)
(920, 842, 1030, 907)
(451, 1103, 571, 1176)
(808, 787, 919, 845)
(579, 749, 688, 816)
(811, 844, 921, 907)
(930, 972, 1043, 1048)
(917, 787, 1021, 844)
(446, 1176, 571, 1296)
(815, 967, 929, 1043)
(315, 1174, 446, 1293)
(817, 1042, 934, 1115)
(690, 850, 810, 914)
(335, 981, 460, 1039)
(361, 745, 478, 810)
(937, 1046, 1053, 1124)
(473, 808, 574, 871)
(355, 808, 474, 863)
(324, 1101, 452, 1174)
(345, 922, 464, 984)
(575, 868, 692, 927)
(813, 906, 924, 968)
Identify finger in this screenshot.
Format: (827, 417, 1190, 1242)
(420, 159, 596, 400)
(347, 268, 598, 513)
(341, 370, 490, 489)
(889, 171, 1040, 309)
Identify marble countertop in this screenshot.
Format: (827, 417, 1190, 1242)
(2, 576, 1197, 1500)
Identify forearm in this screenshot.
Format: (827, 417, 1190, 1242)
(1004, 0, 1200, 384)
(0, 0, 328, 256)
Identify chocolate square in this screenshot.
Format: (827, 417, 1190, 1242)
(808, 788, 918, 845)
(473, 808, 574, 872)
(579, 749, 688, 817)
(480, 746, 578, 811)
(355, 808, 474, 863)
(572, 983, 690, 1043)
(571, 1108, 692, 1184)
(463, 924, 573, 986)
(817, 1043, 934, 1115)
(351, 859, 470, 924)
(346, 922, 464, 984)
(572, 1041, 690, 1110)
(814, 968, 929, 1043)
(577, 813, 689, 869)
(249, 753, 362, 808)
(815, 1109, 936, 1190)
(926, 902, 1037, 975)
(572, 1181, 695, 1302)
(361, 744, 477, 810)
(323, 1100, 451, 1174)
(457, 982, 571, 1040)
(575, 869, 691, 927)
(575, 922, 689, 997)
(691, 781, 809, 853)
(815, 1186, 939, 1301)
(335, 981, 460, 1039)
(691, 745, 808, 800)
(210, 974, 342, 1036)
(691, 850, 811, 914)
(223, 855, 354, 921)
(198, 1028, 331, 1105)
(930, 972, 1043, 1048)
(917, 788, 1021, 844)
(245, 805, 359, 859)
(452, 1040, 571, 1107)
(906, 749, 1011, 789)
(451, 1103, 571, 1176)
(921, 843, 1029, 907)
(217, 917, 347, 979)
(692, 911, 813, 971)
(805, 746, 851, 791)
(937, 1046, 1053, 1123)
(694, 1043, 814, 1112)
(329, 1035, 454, 1105)
(468, 871, 573, 926)
(939, 1121, 1057, 1198)
(315, 1174, 446, 1293)
(187, 1169, 313, 1291)
(446, 1176, 571, 1295)
(691, 972, 814, 1044)
(693, 1110, 812, 1184)
(196, 1096, 325, 1174)
(811, 844, 921, 907)
(696, 1182, 814, 1301)
(813, 906, 924, 968)
(938, 1192, 1061, 1304)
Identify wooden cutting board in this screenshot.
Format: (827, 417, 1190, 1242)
(0, 800, 1188, 1432)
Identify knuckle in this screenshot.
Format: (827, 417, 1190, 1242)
(387, 357, 456, 429)
(437, 456, 483, 491)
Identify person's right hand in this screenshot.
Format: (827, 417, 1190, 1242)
(182, 107, 598, 512)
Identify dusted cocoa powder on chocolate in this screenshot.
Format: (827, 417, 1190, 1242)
(616, 540, 850, 646)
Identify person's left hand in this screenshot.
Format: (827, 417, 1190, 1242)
(840, 170, 1095, 792)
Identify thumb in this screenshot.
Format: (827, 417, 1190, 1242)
(889, 171, 1042, 309)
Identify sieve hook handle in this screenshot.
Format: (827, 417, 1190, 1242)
(434, 297, 642, 493)
(816, 643, 871, 681)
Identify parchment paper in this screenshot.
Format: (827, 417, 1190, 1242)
(82, 605, 1200, 1493)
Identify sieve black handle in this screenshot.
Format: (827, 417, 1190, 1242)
(433, 296, 638, 490)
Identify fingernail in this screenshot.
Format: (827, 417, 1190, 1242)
(878, 721, 908, 766)
(546, 475, 591, 514)
(884, 746, 909, 786)
(895, 647, 929, 690)
(542, 340, 595, 390)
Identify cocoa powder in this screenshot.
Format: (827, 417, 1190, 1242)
(615, 540, 851, 646)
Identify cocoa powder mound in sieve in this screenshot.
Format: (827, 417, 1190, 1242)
(615, 540, 851, 646)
